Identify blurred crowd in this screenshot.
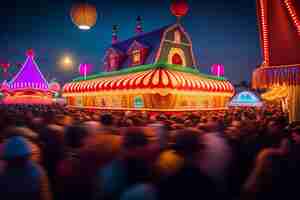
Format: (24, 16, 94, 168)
(0, 104, 299, 200)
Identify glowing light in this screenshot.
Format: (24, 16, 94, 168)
(78, 25, 91, 30)
(229, 91, 263, 107)
(60, 55, 74, 71)
(134, 96, 144, 108)
(49, 81, 61, 92)
(259, 0, 270, 65)
(170, 0, 189, 18)
(70, 3, 97, 30)
(211, 64, 225, 77)
(63, 68, 234, 94)
(63, 57, 72, 65)
(284, 0, 300, 35)
(79, 64, 93, 78)
(168, 48, 186, 66)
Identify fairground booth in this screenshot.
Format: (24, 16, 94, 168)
(252, 0, 300, 123)
(62, 2, 235, 111)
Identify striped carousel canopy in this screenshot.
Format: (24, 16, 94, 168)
(63, 64, 234, 94)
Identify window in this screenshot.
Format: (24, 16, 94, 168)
(168, 48, 186, 66)
(174, 30, 181, 43)
(134, 96, 144, 108)
(172, 53, 183, 65)
(132, 49, 141, 65)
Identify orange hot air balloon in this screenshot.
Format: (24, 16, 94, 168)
(70, 3, 97, 30)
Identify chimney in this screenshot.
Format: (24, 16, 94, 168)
(135, 16, 143, 35)
(112, 25, 118, 44)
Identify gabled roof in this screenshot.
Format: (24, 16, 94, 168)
(127, 40, 149, 54)
(9, 55, 49, 91)
(103, 24, 172, 69)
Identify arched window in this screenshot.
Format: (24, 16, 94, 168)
(172, 53, 183, 65)
(168, 48, 186, 66)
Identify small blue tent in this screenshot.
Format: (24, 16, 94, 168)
(229, 91, 263, 107)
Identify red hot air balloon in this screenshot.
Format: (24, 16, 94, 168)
(170, 0, 189, 18)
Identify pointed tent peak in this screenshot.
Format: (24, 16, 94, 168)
(26, 49, 35, 58)
(8, 50, 49, 91)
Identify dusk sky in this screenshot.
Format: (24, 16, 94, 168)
(0, 0, 261, 84)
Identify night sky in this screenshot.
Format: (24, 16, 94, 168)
(0, 0, 261, 84)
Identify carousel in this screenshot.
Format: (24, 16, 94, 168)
(0, 50, 58, 105)
(252, 0, 300, 123)
(62, 1, 235, 111)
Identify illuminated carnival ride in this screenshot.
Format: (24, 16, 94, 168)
(0, 50, 58, 105)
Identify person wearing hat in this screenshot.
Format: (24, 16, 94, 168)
(0, 136, 52, 200)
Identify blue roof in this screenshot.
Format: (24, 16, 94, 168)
(104, 24, 173, 70)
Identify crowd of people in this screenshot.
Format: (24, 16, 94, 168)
(0, 104, 299, 200)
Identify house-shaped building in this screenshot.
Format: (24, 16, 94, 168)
(63, 17, 234, 111)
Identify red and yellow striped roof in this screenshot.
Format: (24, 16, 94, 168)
(63, 68, 234, 94)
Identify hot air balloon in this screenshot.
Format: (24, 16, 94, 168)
(170, 0, 189, 19)
(70, 3, 97, 30)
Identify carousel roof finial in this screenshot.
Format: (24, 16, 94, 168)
(135, 16, 143, 35)
(26, 48, 35, 58)
(170, 0, 189, 24)
(112, 24, 119, 44)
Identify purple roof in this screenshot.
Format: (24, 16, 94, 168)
(9, 55, 49, 91)
(105, 24, 172, 70)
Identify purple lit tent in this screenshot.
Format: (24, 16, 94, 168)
(0, 50, 54, 104)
